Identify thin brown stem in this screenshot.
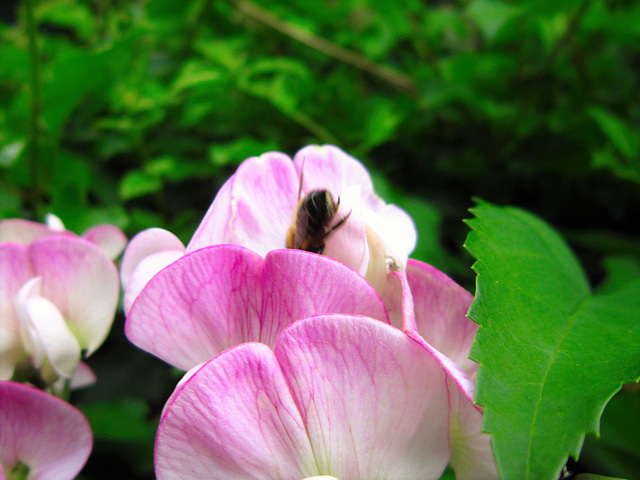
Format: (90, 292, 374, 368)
(230, 0, 417, 95)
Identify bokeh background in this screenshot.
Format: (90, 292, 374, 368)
(1, 0, 639, 478)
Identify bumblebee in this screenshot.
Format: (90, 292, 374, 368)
(286, 189, 351, 254)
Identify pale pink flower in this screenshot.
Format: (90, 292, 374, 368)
(121, 145, 416, 311)
(0, 214, 127, 261)
(0, 381, 92, 480)
(145, 256, 497, 479)
(0, 236, 119, 388)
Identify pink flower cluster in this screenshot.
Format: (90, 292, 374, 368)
(124, 145, 498, 479)
(0, 215, 125, 479)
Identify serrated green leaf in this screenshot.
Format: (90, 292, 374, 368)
(464, 200, 640, 480)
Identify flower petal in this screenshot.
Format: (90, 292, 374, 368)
(29, 237, 119, 355)
(126, 245, 389, 370)
(156, 343, 315, 480)
(0, 219, 65, 244)
(16, 278, 81, 379)
(120, 228, 185, 288)
(448, 382, 499, 480)
(0, 243, 32, 379)
(293, 145, 375, 199)
(407, 259, 479, 376)
(276, 315, 451, 479)
(321, 184, 368, 276)
(123, 249, 185, 315)
(81, 224, 128, 260)
(188, 152, 299, 255)
(0, 381, 92, 480)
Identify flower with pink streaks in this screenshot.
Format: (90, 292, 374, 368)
(155, 309, 497, 480)
(121, 145, 416, 312)
(125, 244, 389, 371)
(0, 213, 127, 261)
(0, 381, 92, 480)
(0, 235, 119, 390)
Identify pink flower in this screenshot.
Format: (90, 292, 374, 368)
(0, 214, 127, 261)
(125, 245, 389, 371)
(0, 236, 119, 389)
(137, 250, 497, 478)
(0, 381, 92, 480)
(121, 145, 416, 311)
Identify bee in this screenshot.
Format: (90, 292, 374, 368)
(286, 189, 351, 254)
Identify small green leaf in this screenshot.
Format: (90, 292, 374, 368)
(119, 171, 162, 200)
(466, 0, 521, 42)
(464, 200, 640, 480)
(588, 107, 640, 160)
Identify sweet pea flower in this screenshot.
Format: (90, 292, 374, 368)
(129, 244, 497, 477)
(0, 214, 127, 261)
(0, 236, 119, 388)
(125, 244, 390, 370)
(121, 145, 416, 311)
(0, 381, 92, 480)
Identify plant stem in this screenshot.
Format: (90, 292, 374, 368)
(230, 0, 417, 95)
(25, 0, 42, 216)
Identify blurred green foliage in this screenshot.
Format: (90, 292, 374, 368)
(1, 0, 639, 478)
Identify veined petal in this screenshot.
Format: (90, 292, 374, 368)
(407, 260, 479, 376)
(123, 249, 184, 315)
(156, 343, 315, 480)
(0, 381, 92, 480)
(189, 152, 299, 255)
(29, 237, 119, 356)
(81, 224, 127, 260)
(120, 228, 185, 288)
(16, 278, 81, 380)
(293, 145, 375, 199)
(0, 219, 65, 244)
(448, 381, 499, 480)
(276, 316, 451, 479)
(126, 245, 388, 370)
(382, 270, 415, 331)
(0, 243, 33, 379)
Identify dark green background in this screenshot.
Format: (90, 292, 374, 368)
(1, 0, 639, 478)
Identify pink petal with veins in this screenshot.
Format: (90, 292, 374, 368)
(188, 152, 299, 255)
(81, 224, 127, 260)
(292, 145, 375, 199)
(123, 249, 185, 315)
(126, 245, 388, 370)
(156, 343, 315, 480)
(156, 316, 451, 480)
(29, 237, 119, 356)
(120, 228, 185, 288)
(407, 259, 479, 376)
(447, 381, 499, 480)
(0, 243, 32, 379)
(0, 381, 92, 480)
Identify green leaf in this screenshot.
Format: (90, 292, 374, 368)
(79, 398, 156, 441)
(464, 200, 640, 480)
(588, 107, 640, 160)
(119, 171, 162, 200)
(466, 0, 521, 42)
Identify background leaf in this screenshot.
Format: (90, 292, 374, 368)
(464, 200, 640, 480)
